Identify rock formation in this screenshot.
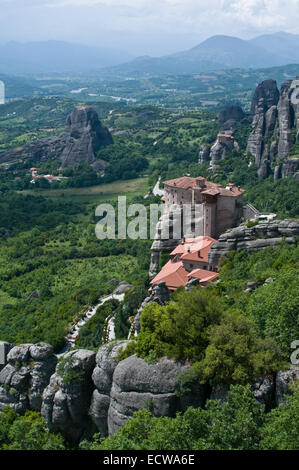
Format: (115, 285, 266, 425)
(274, 158, 299, 180)
(275, 366, 299, 405)
(208, 219, 299, 269)
(246, 79, 279, 174)
(210, 376, 275, 410)
(208, 133, 240, 170)
(0, 341, 12, 372)
(0, 343, 57, 413)
(246, 77, 299, 179)
(59, 107, 113, 169)
(107, 355, 207, 435)
(251, 376, 275, 411)
(41, 349, 95, 442)
(113, 281, 133, 294)
(0, 106, 113, 169)
(91, 341, 129, 437)
(0, 338, 298, 440)
(198, 104, 244, 167)
(218, 105, 245, 131)
(277, 81, 295, 160)
(198, 144, 211, 165)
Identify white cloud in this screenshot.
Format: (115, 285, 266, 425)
(1, 0, 299, 54)
(4, 0, 299, 33)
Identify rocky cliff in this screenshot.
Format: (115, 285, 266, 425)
(218, 105, 245, 129)
(246, 78, 299, 179)
(198, 105, 244, 168)
(199, 133, 240, 171)
(208, 219, 299, 269)
(0, 106, 113, 169)
(0, 343, 57, 414)
(91, 341, 129, 437)
(0, 340, 298, 441)
(41, 349, 95, 442)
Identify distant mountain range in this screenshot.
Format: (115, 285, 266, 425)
(106, 32, 299, 77)
(0, 32, 299, 77)
(0, 40, 133, 75)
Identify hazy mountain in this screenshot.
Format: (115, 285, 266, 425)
(249, 32, 299, 64)
(1, 33, 299, 78)
(173, 35, 281, 68)
(105, 33, 299, 78)
(0, 41, 133, 75)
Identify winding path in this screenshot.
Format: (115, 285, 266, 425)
(58, 293, 125, 356)
(153, 177, 164, 197)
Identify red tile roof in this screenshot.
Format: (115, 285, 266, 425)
(163, 176, 244, 197)
(150, 260, 189, 290)
(164, 176, 198, 190)
(150, 260, 219, 290)
(171, 236, 217, 263)
(151, 236, 219, 290)
(187, 269, 219, 283)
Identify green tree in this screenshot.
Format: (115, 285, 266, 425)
(198, 313, 283, 385)
(0, 408, 65, 450)
(196, 385, 265, 450)
(247, 269, 299, 357)
(260, 382, 299, 450)
(132, 287, 224, 362)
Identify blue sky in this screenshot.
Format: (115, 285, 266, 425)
(1, 0, 299, 55)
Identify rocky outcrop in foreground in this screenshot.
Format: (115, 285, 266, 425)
(107, 355, 207, 435)
(0, 106, 113, 169)
(0, 343, 57, 414)
(41, 349, 95, 442)
(1, 340, 298, 441)
(91, 341, 129, 437)
(208, 219, 299, 269)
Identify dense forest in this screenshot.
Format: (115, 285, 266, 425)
(0, 190, 152, 351)
(0, 86, 298, 452)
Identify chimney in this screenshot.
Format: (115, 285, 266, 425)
(195, 177, 205, 189)
(226, 183, 234, 191)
